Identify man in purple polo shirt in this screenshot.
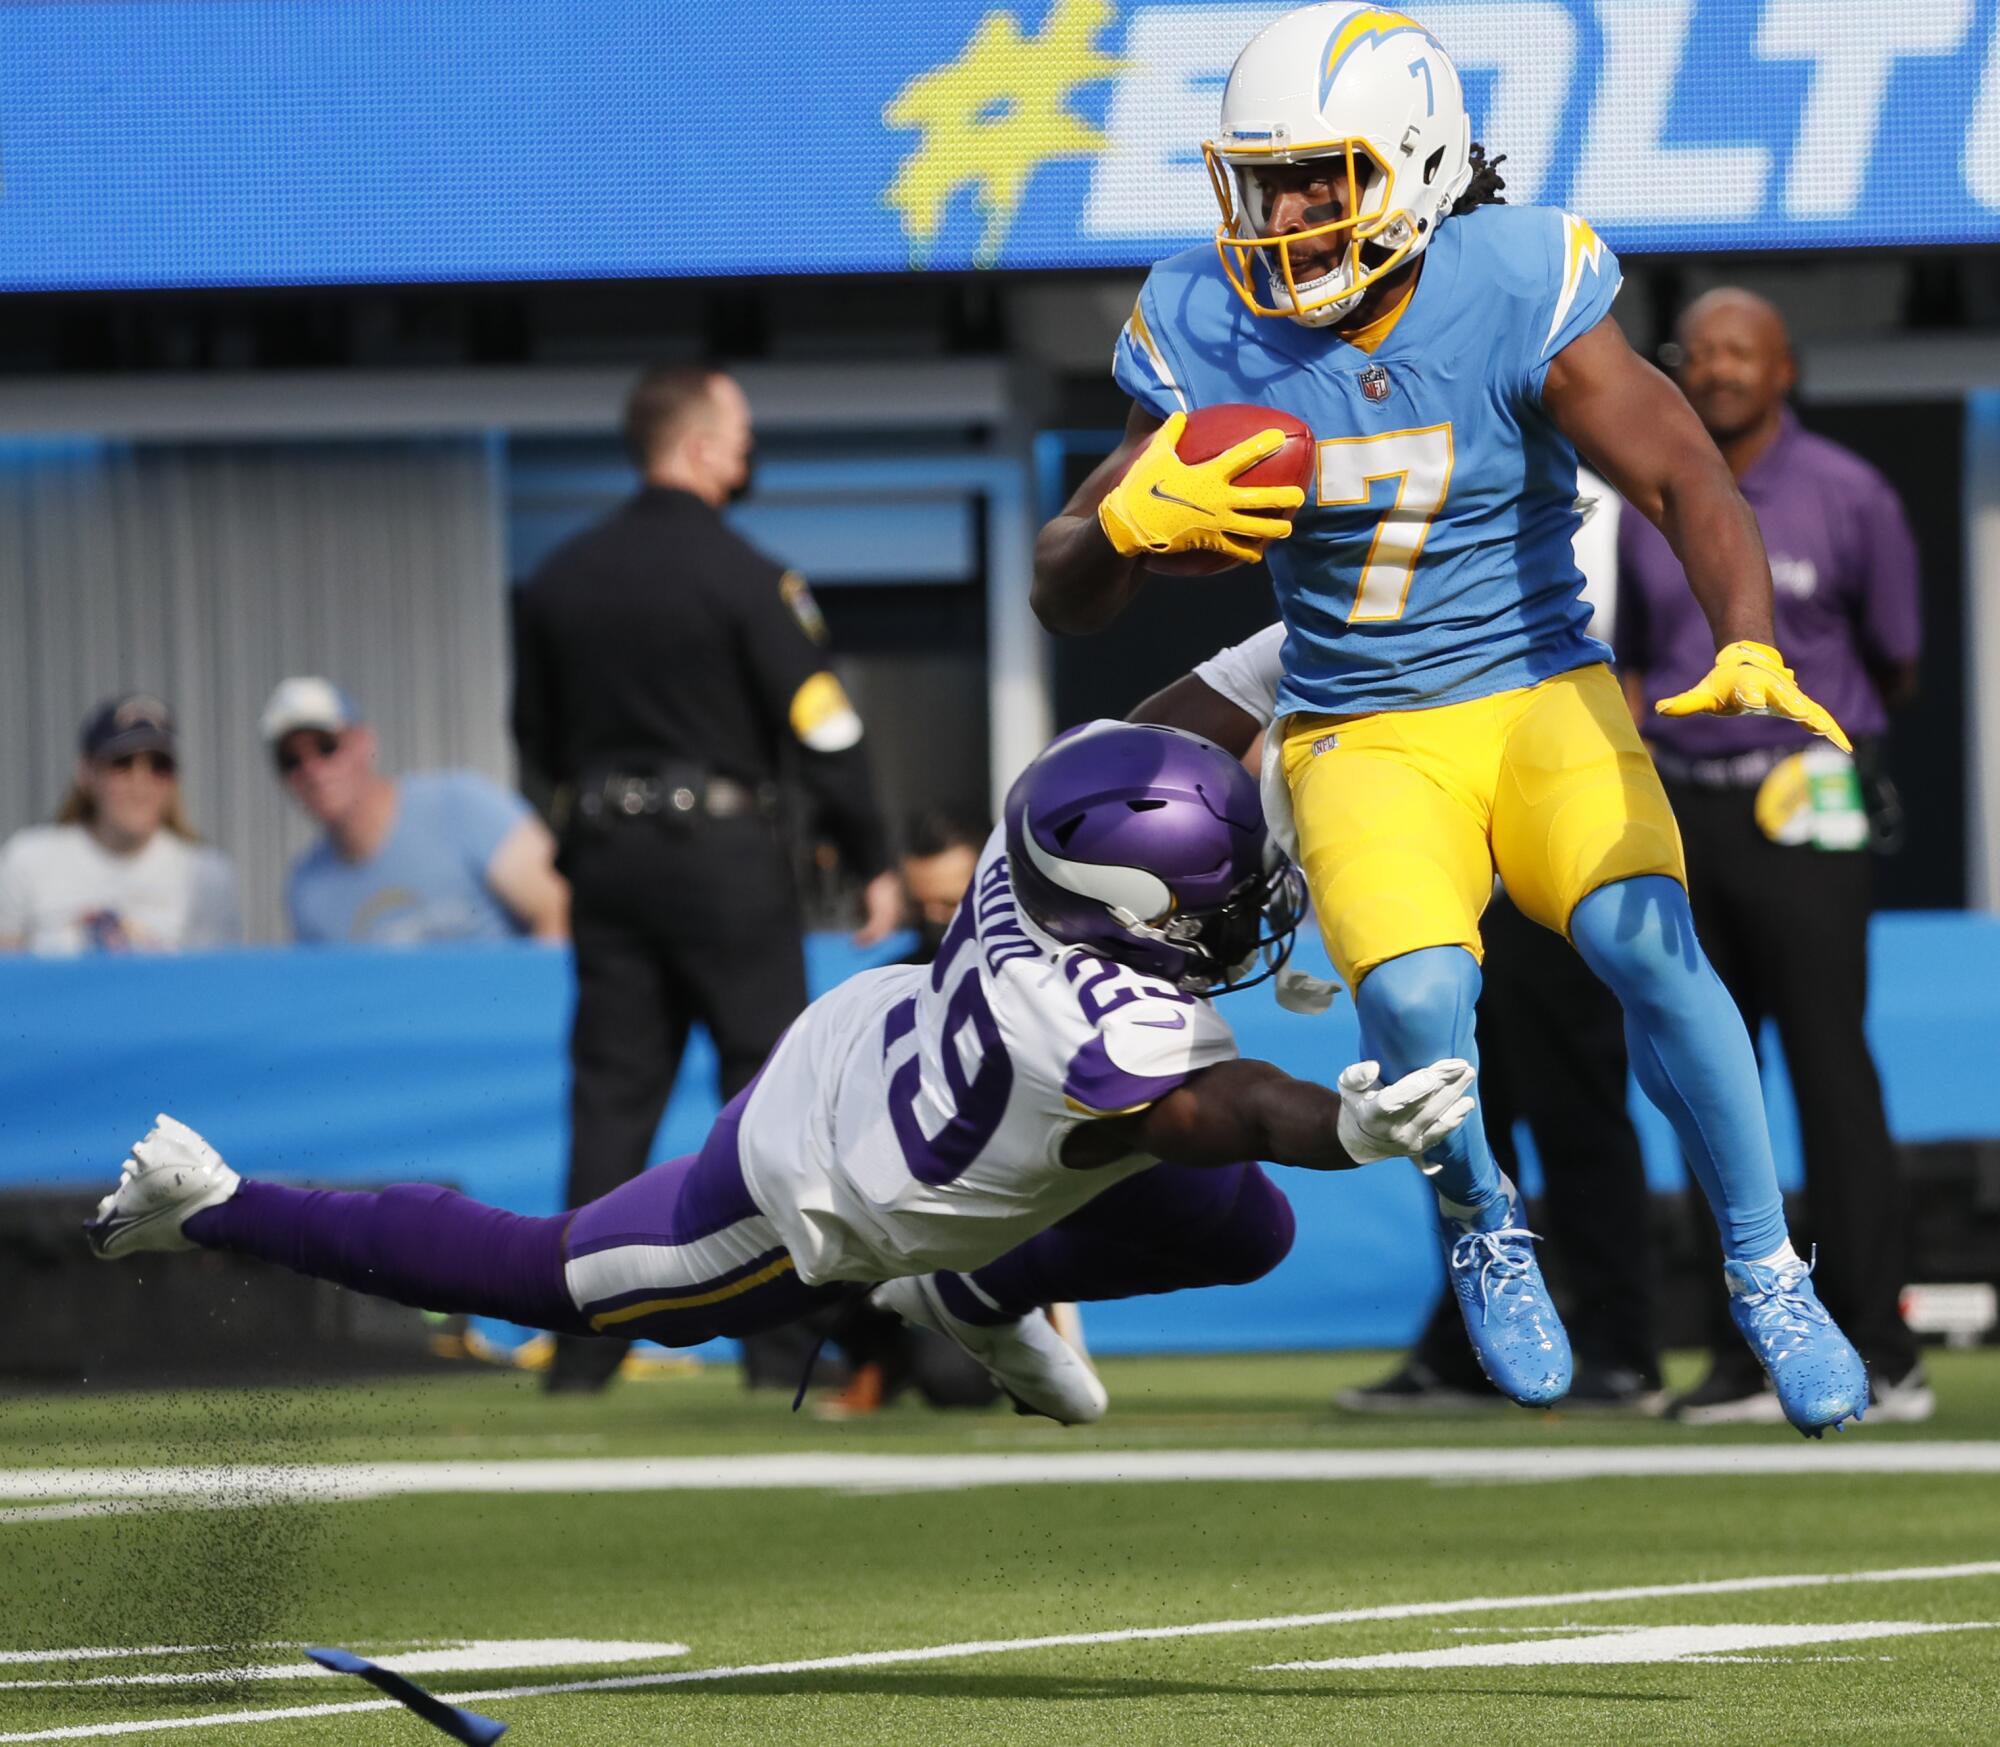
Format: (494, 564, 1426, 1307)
(1616, 288, 1927, 1425)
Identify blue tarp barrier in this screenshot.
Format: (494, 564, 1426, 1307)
(5, 913, 1997, 1355)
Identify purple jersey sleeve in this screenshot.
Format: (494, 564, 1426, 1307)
(1063, 1033, 1191, 1116)
(1612, 508, 1653, 672)
(1058, 958, 1237, 1116)
(1854, 474, 1922, 666)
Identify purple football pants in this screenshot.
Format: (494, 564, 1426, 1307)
(186, 1181, 590, 1334)
(185, 1121, 1296, 1345)
(935, 1160, 1296, 1326)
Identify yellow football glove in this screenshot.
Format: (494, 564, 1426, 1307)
(1654, 639, 1854, 754)
(1097, 412, 1307, 565)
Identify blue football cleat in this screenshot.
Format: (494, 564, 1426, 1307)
(1439, 1187, 1572, 1407)
(1724, 1252, 1868, 1438)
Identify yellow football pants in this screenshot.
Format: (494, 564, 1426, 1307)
(1280, 663, 1686, 988)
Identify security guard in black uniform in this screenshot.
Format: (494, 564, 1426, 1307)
(513, 365, 900, 1392)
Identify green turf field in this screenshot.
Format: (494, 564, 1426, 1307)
(3, 1349, 1999, 1745)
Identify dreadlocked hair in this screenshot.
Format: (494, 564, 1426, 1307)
(1450, 142, 1508, 216)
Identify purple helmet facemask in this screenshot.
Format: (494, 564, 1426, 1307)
(1004, 720, 1306, 994)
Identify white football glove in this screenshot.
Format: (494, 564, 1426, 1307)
(1336, 1059, 1477, 1167)
(1274, 967, 1341, 1016)
(131, 1113, 228, 1179)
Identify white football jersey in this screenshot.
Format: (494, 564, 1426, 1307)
(737, 831, 1240, 1284)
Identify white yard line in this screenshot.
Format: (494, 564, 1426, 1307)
(0, 1505, 157, 1527)
(2, 1442, 1999, 1510)
(1269, 1619, 1999, 1670)
(3, 1560, 1997, 1743)
(0, 1653, 219, 1671)
(0, 1698, 398, 1742)
(0, 1641, 687, 1691)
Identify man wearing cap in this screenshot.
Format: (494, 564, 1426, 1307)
(0, 694, 239, 954)
(263, 677, 568, 947)
(1616, 289, 1928, 1425)
(512, 364, 898, 1393)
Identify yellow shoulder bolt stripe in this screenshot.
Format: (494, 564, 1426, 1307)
(790, 671, 865, 753)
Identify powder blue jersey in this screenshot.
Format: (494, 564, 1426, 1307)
(1114, 204, 1621, 719)
(287, 770, 530, 946)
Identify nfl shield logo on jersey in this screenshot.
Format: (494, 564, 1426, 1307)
(1358, 364, 1392, 404)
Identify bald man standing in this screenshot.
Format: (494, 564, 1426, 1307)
(1616, 290, 1927, 1424)
(514, 365, 900, 1393)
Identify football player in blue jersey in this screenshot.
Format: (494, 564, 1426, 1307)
(1034, 2, 1867, 1435)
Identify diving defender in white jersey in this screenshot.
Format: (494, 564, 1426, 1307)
(89, 723, 1481, 1423)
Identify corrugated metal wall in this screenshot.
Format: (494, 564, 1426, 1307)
(0, 438, 510, 942)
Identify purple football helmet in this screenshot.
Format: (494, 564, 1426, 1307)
(1004, 719, 1306, 993)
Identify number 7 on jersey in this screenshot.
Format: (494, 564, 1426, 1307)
(1317, 423, 1454, 622)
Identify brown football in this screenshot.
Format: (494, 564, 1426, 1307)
(1141, 403, 1315, 576)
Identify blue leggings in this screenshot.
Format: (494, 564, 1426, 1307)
(1356, 875, 1786, 1259)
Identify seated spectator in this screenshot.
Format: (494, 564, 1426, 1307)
(262, 676, 567, 946)
(0, 693, 239, 954)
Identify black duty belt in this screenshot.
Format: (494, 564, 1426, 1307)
(575, 768, 778, 824)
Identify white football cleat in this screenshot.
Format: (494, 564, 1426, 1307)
(85, 1114, 240, 1260)
(873, 1274, 1108, 1426)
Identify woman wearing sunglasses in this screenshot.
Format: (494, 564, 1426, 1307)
(0, 693, 240, 954)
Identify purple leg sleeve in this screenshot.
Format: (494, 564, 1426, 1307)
(938, 1162, 1296, 1327)
(184, 1181, 586, 1334)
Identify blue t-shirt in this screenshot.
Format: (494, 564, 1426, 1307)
(1113, 203, 1622, 718)
(287, 770, 530, 946)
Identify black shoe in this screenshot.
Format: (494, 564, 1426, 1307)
(740, 1320, 848, 1392)
(1665, 1359, 1782, 1425)
(543, 1334, 625, 1395)
(1559, 1359, 1666, 1414)
(1333, 1358, 1504, 1414)
(542, 1368, 615, 1395)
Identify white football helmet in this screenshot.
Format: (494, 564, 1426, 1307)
(1204, 4, 1474, 327)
